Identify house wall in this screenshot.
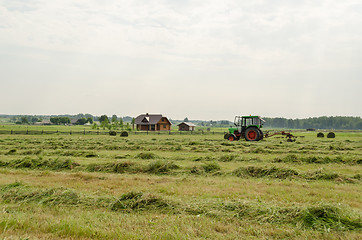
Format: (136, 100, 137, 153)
(178, 123, 193, 131)
(157, 123, 171, 131)
(157, 117, 171, 131)
(137, 125, 150, 131)
(136, 117, 171, 131)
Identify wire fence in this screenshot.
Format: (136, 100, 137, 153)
(0, 129, 226, 136)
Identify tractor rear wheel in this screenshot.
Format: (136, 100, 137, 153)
(245, 127, 260, 141)
(228, 134, 236, 141)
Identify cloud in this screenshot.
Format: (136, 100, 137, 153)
(0, 0, 361, 118)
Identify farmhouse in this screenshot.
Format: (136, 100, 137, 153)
(177, 122, 196, 131)
(134, 113, 171, 131)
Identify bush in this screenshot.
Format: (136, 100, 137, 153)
(327, 132, 335, 138)
(120, 131, 129, 137)
(109, 131, 117, 136)
(317, 132, 324, 138)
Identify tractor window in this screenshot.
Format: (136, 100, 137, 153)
(246, 118, 252, 126)
(245, 118, 260, 126)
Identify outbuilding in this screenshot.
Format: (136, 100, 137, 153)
(177, 122, 196, 131)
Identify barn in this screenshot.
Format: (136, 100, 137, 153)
(177, 122, 196, 131)
(134, 113, 172, 131)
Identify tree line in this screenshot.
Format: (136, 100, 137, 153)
(263, 116, 362, 130)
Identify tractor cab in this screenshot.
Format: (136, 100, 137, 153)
(225, 116, 265, 141)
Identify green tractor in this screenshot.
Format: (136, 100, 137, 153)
(224, 116, 265, 141)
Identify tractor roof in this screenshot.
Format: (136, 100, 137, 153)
(241, 116, 265, 122)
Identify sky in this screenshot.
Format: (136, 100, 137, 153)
(0, 0, 361, 120)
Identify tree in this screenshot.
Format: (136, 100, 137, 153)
(99, 115, 109, 124)
(21, 116, 29, 124)
(75, 118, 87, 125)
(112, 115, 118, 123)
(87, 117, 93, 124)
(119, 118, 124, 130)
(50, 117, 70, 125)
(131, 118, 135, 130)
(184, 117, 189, 122)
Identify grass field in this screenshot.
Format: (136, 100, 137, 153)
(0, 130, 361, 239)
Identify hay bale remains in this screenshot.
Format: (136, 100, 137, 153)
(120, 131, 129, 137)
(317, 132, 324, 138)
(327, 132, 335, 138)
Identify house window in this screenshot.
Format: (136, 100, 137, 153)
(163, 124, 166, 128)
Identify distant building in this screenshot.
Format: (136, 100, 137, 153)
(34, 120, 51, 125)
(177, 122, 196, 131)
(134, 113, 171, 131)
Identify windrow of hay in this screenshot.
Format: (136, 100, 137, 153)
(1, 182, 361, 231)
(0, 157, 359, 182)
(273, 154, 360, 165)
(0, 157, 79, 170)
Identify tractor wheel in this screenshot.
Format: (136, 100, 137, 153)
(258, 130, 264, 140)
(245, 127, 260, 141)
(224, 133, 231, 139)
(228, 134, 236, 141)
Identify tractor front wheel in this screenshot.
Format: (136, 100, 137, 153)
(228, 134, 236, 141)
(245, 127, 260, 141)
(224, 133, 231, 139)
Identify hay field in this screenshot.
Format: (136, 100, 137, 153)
(0, 132, 361, 239)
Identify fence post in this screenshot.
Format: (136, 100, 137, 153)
(70, 130, 72, 135)
(11, 130, 13, 134)
(84, 128, 85, 135)
(42, 130, 44, 134)
(169, 131, 171, 135)
(147, 131, 148, 135)
(97, 131, 99, 135)
(26, 130, 28, 135)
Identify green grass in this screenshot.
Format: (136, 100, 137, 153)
(0, 131, 361, 239)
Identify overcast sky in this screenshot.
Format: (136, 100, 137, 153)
(0, 0, 361, 120)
